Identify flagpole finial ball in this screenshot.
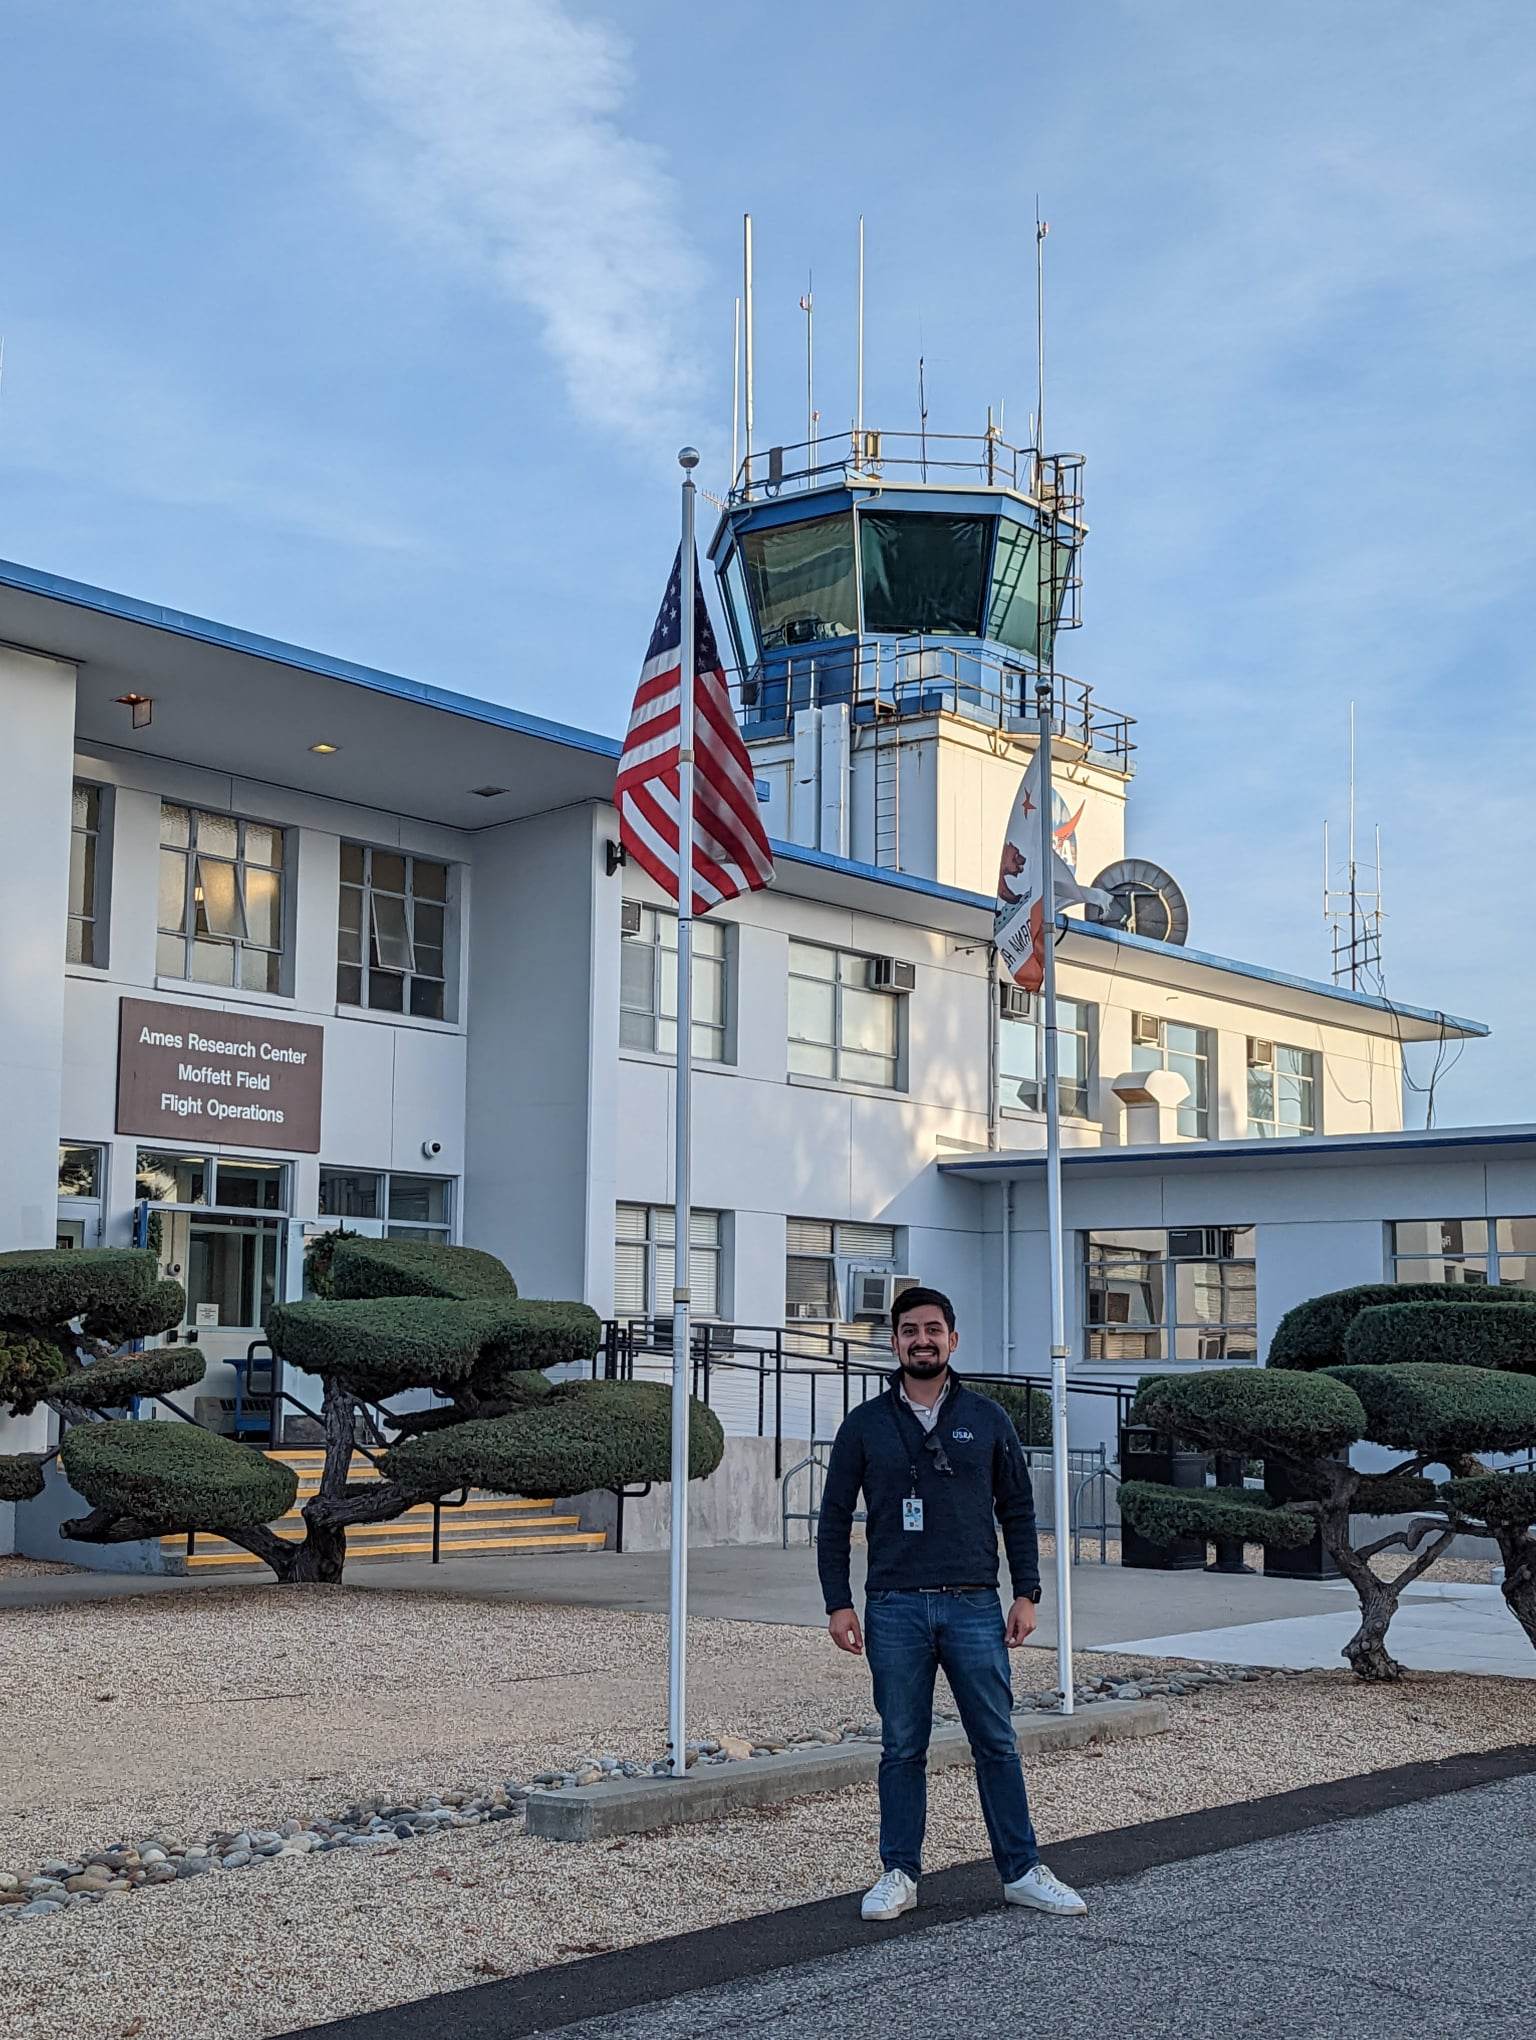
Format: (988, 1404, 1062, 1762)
(678, 446, 701, 471)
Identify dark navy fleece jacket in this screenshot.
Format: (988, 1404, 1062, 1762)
(815, 1371, 1040, 1613)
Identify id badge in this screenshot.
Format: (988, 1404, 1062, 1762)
(902, 1497, 924, 1532)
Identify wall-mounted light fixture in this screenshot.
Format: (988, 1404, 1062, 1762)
(606, 838, 628, 877)
(115, 693, 153, 729)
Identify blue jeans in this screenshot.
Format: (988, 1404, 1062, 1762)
(864, 1587, 1039, 1884)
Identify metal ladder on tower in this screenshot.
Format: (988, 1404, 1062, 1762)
(873, 716, 900, 868)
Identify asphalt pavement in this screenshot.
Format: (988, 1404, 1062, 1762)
(286, 1745, 1536, 2040)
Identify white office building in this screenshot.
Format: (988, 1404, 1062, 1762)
(0, 430, 1520, 1557)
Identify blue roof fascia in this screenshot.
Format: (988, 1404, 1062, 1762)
(1068, 917, 1489, 1038)
(939, 1125, 1536, 1177)
(0, 557, 622, 763)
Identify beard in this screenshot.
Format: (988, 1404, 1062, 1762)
(900, 1351, 948, 1379)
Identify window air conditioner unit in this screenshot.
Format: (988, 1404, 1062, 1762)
(849, 1266, 894, 1319)
(1248, 1037, 1274, 1069)
(999, 984, 1032, 1021)
(868, 956, 916, 994)
(620, 900, 643, 938)
(1132, 1013, 1162, 1047)
(1169, 1227, 1239, 1261)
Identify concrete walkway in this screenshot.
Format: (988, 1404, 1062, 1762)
(5, 1543, 1533, 1677)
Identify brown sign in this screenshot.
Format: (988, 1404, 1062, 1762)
(117, 997, 324, 1153)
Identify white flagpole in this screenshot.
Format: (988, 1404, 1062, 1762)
(667, 447, 701, 1778)
(1034, 672, 1074, 1714)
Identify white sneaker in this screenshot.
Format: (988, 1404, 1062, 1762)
(861, 1867, 919, 1921)
(1003, 1863, 1087, 1916)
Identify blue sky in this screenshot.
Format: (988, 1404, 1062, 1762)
(2, 1, 1532, 1124)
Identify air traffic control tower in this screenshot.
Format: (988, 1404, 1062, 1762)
(707, 427, 1136, 898)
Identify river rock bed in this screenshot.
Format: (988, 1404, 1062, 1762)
(0, 1660, 1288, 1922)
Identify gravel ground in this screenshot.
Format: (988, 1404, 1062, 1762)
(0, 1555, 84, 1578)
(2, 1582, 1536, 2039)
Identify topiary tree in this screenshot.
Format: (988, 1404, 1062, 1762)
(970, 1378, 1053, 1446)
(1, 1237, 725, 1584)
(1121, 1286, 1536, 1680)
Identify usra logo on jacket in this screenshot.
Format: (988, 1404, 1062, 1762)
(951, 1427, 975, 1441)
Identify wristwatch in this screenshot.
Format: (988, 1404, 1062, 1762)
(1024, 1588, 1043, 1604)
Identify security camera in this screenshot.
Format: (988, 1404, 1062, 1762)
(421, 1140, 442, 1159)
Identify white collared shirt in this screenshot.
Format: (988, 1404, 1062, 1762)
(899, 1375, 951, 1434)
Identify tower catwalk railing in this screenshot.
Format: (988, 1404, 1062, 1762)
(713, 641, 1136, 774)
(728, 428, 1084, 509)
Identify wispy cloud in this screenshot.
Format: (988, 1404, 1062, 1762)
(206, 0, 705, 446)
(0, 318, 417, 553)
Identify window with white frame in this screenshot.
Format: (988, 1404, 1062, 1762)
(614, 1204, 723, 1319)
(788, 942, 903, 1089)
(1390, 1218, 1536, 1289)
(620, 906, 729, 1061)
(1246, 1040, 1316, 1138)
(338, 845, 452, 1019)
(158, 803, 287, 992)
(998, 996, 1094, 1120)
(1084, 1226, 1257, 1363)
(318, 1168, 455, 1240)
(58, 1142, 106, 1249)
(1130, 1016, 1212, 1139)
(785, 1218, 899, 1324)
(68, 782, 106, 966)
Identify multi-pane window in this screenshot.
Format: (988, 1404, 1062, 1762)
(620, 907, 728, 1061)
(338, 845, 451, 1019)
(1085, 1227, 1257, 1364)
(1247, 1041, 1316, 1138)
(998, 997, 1093, 1120)
(788, 943, 903, 1089)
(786, 1218, 898, 1324)
(614, 1204, 723, 1319)
(1131, 1018, 1211, 1139)
(57, 1142, 105, 1249)
(158, 804, 286, 992)
(68, 782, 105, 965)
(318, 1168, 455, 1241)
(1390, 1219, 1536, 1290)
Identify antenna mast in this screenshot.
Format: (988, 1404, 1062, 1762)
(800, 276, 816, 469)
(743, 215, 755, 485)
(1324, 701, 1385, 988)
(1034, 203, 1048, 481)
(856, 214, 866, 451)
(730, 295, 741, 492)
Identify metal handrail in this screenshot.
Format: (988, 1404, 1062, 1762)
(712, 643, 1135, 772)
(729, 427, 1086, 507)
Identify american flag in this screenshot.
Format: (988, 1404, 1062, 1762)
(616, 548, 775, 913)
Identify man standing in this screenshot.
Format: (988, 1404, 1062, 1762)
(818, 1286, 1086, 1923)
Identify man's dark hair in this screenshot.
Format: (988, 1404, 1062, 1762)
(891, 1285, 956, 1336)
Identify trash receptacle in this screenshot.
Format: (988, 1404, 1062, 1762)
(1119, 1425, 1210, 1570)
(1261, 1458, 1341, 1579)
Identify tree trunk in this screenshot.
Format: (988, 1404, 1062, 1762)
(286, 1377, 361, 1583)
(1339, 1575, 1405, 1682)
(1494, 1528, 1536, 1651)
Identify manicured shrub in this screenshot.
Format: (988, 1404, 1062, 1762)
(1344, 1302, 1536, 1374)
(61, 1420, 297, 1532)
(971, 1379, 1053, 1446)
(1439, 1471, 1536, 1530)
(64, 1345, 206, 1411)
(329, 1238, 519, 1303)
(384, 1380, 725, 1501)
(0, 1454, 47, 1502)
(1119, 1478, 1316, 1550)
(1269, 1282, 1504, 1371)
(1132, 1367, 1366, 1458)
(269, 1296, 597, 1399)
(0, 1247, 176, 1331)
(0, 1336, 71, 1416)
(1353, 1471, 1440, 1516)
(1326, 1363, 1536, 1456)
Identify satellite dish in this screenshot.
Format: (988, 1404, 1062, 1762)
(1087, 859, 1190, 945)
